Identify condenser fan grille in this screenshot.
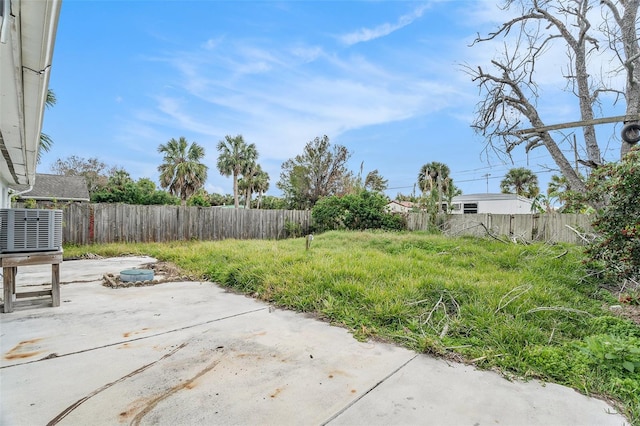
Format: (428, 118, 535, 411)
(0, 209, 63, 253)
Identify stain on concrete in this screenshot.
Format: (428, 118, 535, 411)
(129, 356, 223, 426)
(123, 328, 151, 339)
(4, 338, 44, 360)
(47, 343, 188, 426)
(270, 387, 283, 398)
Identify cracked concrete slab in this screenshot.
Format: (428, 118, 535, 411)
(0, 257, 629, 425)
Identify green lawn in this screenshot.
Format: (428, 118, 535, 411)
(64, 230, 640, 423)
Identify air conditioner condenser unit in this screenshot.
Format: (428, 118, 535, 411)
(0, 209, 63, 253)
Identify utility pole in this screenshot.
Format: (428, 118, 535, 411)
(437, 165, 443, 212)
(483, 173, 491, 193)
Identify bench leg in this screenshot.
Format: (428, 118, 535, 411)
(3, 266, 14, 313)
(52, 263, 60, 307)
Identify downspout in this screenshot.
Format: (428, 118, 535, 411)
(0, 0, 10, 44)
(8, 185, 34, 204)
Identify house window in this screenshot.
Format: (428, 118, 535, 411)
(463, 203, 478, 214)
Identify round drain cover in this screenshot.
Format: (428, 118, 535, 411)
(120, 269, 154, 282)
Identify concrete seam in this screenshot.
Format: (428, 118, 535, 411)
(0, 306, 268, 369)
(321, 353, 420, 425)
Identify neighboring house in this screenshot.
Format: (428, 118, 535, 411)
(386, 200, 417, 213)
(448, 193, 534, 215)
(0, 1, 62, 208)
(11, 174, 90, 203)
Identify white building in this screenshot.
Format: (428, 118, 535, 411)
(385, 200, 417, 213)
(0, 0, 61, 208)
(448, 193, 534, 215)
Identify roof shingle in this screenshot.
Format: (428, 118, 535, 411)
(12, 173, 90, 201)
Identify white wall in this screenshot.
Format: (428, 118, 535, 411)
(478, 199, 533, 214)
(0, 179, 10, 208)
(450, 197, 534, 215)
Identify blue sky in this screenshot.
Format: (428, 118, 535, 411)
(40, 0, 627, 198)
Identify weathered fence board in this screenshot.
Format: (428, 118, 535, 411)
(407, 212, 594, 245)
(56, 204, 312, 245)
(15, 202, 594, 245)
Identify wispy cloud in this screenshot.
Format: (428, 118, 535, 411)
(115, 2, 481, 192)
(202, 36, 225, 50)
(339, 3, 431, 46)
(147, 39, 464, 163)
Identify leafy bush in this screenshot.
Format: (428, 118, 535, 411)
(585, 146, 640, 284)
(64, 232, 640, 421)
(284, 219, 303, 238)
(187, 190, 210, 206)
(23, 198, 37, 209)
(91, 176, 180, 205)
(312, 190, 405, 232)
(580, 334, 640, 374)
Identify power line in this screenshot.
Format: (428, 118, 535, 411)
(389, 167, 556, 190)
(451, 154, 551, 176)
(455, 169, 554, 183)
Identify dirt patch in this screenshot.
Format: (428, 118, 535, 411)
(142, 262, 187, 278)
(102, 261, 196, 288)
(68, 253, 104, 260)
(615, 304, 640, 326)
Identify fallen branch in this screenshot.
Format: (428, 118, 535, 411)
(471, 353, 504, 363)
(423, 295, 444, 325)
(439, 322, 450, 339)
(565, 225, 596, 244)
(553, 249, 568, 259)
(478, 222, 509, 244)
(495, 284, 532, 314)
(420, 292, 460, 339)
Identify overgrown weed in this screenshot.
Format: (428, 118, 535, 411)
(64, 231, 640, 423)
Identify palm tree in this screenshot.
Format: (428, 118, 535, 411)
(157, 137, 208, 205)
(547, 173, 587, 213)
(239, 164, 269, 209)
(417, 162, 453, 212)
(239, 162, 259, 209)
(216, 135, 258, 208)
(547, 174, 573, 198)
(417, 162, 451, 195)
(253, 168, 270, 209)
(500, 167, 539, 198)
(38, 89, 57, 163)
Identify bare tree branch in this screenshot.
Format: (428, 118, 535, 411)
(466, 0, 639, 204)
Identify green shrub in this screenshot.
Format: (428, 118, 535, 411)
(580, 334, 640, 374)
(585, 146, 640, 284)
(312, 190, 405, 232)
(284, 219, 303, 238)
(23, 198, 37, 209)
(187, 191, 210, 206)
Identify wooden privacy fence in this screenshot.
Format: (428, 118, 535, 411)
(49, 203, 594, 245)
(61, 204, 312, 245)
(407, 213, 594, 245)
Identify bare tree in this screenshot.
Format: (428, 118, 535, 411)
(465, 0, 639, 199)
(51, 155, 116, 195)
(277, 135, 352, 209)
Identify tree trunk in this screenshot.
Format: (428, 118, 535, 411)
(233, 172, 239, 209)
(618, 0, 640, 157)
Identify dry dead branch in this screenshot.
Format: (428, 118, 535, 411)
(525, 306, 594, 316)
(496, 284, 533, 314)
(565, 224, 597, 244)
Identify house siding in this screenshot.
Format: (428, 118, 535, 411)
(449, 194, 534, 215)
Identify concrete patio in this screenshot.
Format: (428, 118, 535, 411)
(0, 256, 628, 425)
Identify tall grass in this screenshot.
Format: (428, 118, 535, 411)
(64, 231, 640, 423)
